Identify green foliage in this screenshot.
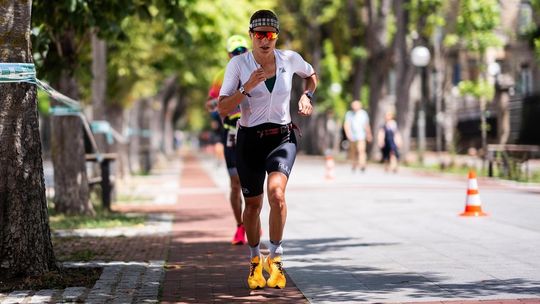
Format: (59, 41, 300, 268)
(37, 90, 50, 115)
(351, 46, 369, 60)
(360, 85, 370, 109)
(319, 39, 349, 117)
(32, 1, 155, 80)
(532, 0, 540, 11)
(457, 79, 494, 100)
(48, 207, 146, 230)
(531, 2, 540, 61)
(456, 0, 502, 53)
(443, 33, 459, 48)
(535, 38, 540, 60)
(407, 0, 445, 38)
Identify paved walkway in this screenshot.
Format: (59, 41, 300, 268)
(160, 153, 307, 303)
(2, 150, 540, 303)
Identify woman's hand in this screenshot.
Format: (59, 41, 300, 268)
(244, 68, 266, 92)
(298, 94, 313, 116)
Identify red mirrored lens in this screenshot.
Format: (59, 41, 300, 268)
(253, 31, 278, 40)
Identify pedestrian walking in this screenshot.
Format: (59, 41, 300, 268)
(343, 100, 372, 172)
(377, 111, 402, 173)
(218, 9, 317, 289)
(205, 35, 250, 245)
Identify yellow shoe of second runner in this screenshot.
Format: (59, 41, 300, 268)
(264, 255, 286, 288)
(247, 255, 266, 289)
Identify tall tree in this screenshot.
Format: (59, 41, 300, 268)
(395, 0, 444, 158)
(31, 0, 188, 213)
(0, 0, 57, 277)
(453, 0, 501, 160)
(365, 0, 395, 156)
(91, 31, 108, 151)
(48, 26, 94, 215)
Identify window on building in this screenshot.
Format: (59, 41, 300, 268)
(518, 63, 533, 95)
(518, 1, 533, 35)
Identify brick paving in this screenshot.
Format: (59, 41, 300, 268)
(161, 153, 308, 303)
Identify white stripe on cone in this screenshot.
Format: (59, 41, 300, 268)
(468, 178, 478, 190)
(466, 194, 482, 206)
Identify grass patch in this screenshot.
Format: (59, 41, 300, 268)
(404, 161, 540, 183)
(67, 249, 98, 261)
(115, 193, 154, 204)
(0, 267, 102, 292)
(404, 162, 473, 176)
(49, 208, 146, 230)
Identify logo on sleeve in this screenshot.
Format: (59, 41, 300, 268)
(278, 163, 290, 175)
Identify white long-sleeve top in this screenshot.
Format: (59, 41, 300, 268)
(219, 49, 315, 127)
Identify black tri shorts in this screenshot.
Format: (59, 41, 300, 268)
(236, 123, 297, 197)
(221, 128, 238, 176)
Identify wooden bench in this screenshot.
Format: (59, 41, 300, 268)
(86, 153, 117, 210)
(487, 144, 540, 180)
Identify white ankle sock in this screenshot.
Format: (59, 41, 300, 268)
(269, 240, 283, 258)
(249, 243, 260, 258)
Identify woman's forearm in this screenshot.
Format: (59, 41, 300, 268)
(218, 91, 244, 117)
(304, 74, 318, 93)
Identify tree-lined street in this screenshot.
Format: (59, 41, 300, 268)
(2, 0, 540, 302)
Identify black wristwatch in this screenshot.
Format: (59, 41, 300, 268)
(239, 86, 251, 97)
(304, 90, 314, 101)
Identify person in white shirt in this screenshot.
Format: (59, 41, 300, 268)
(343, 100, 372, 172)
(218, 9, 317, 290)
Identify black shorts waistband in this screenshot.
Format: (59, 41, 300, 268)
(240, 122, 302, 138)
(239, 123, 294, 138)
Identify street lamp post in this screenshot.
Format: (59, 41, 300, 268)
(411, 46, 431, 164)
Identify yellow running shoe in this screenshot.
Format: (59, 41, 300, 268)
(264, 255, 286, 288)
(247, 255, 266, 289)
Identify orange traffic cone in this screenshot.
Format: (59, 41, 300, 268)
(325, 155, 335, 180)
(460, 170, 487, 217)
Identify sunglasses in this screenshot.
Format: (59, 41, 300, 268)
(231, 47, 247, 56)
(252, 31, 278, 41)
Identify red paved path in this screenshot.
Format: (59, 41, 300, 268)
(161, 153, 307, 303)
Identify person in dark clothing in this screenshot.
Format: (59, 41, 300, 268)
(378, 111, 402, 173)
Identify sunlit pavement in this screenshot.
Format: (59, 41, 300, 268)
(202, 152, 540, 303)
(6, 150, 538, 303)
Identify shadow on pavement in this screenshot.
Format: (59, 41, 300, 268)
(162, 240, 307, 303)
(280, 238, 540, 302)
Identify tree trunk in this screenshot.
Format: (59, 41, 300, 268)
(163, 95, 178, 156)
(393, 0, 416, 159)
(91, 31, 108, 152)
(348, 0, 366, 100)
(496, 92, 510, 145)
(127, 100, 141, 174)
(495, 74, 514, 145)
(0, 0, 57, 277)
(107, 104, 127, 177)
(139, 98, 153, 173)
(366, 0, 394, 158)
(156, 75, 178, 156)
(50, 28, 93, 215)
(48, 27, 94, 215)
(51, 71, 93, 215)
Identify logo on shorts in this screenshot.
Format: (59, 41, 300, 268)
(278, 163, 290, 174)
(242, 187, 250, 194)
